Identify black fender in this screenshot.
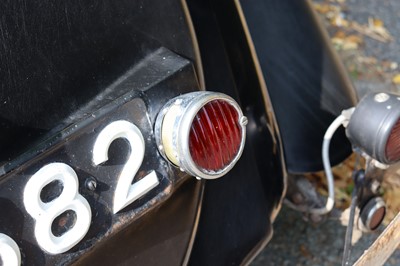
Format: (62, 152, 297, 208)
(240, 0, 358, 173)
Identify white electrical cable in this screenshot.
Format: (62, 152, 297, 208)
(307, 114, 348, 215)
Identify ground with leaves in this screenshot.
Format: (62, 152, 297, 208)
(252, 0, 400, 265)
(314, 0, 400, 98)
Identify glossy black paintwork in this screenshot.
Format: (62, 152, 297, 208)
(240, 0, 357, 173)
(187, 0, 285, 265)
(0, 1, 204, 265)
(186, 0, 359, 264)
(73, 179, 203, 266)
(0, 0, 195, 165)
(0, 0, 359, 264)
(0, 48, 202, 265)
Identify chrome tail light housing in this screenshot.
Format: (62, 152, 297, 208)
(155, 91, 247, 179)
(346, 92, 400, 164)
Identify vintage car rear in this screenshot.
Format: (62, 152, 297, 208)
(0, 0, 361, 265)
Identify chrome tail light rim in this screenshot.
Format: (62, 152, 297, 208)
(154, 91, 247, 179)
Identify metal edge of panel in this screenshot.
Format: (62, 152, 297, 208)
(180, 1, 206, 265)
(181, 0, 206, 92)
(231, 0, 288, 264)
(181, 181, 204, 266)
(232, 0, 287, 222)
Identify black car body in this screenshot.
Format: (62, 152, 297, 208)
(0, 0, 357, 265)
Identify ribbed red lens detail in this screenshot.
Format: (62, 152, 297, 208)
(386, 119, 400, 162)
(189, 100, 242, 172)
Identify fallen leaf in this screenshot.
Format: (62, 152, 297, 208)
(332, 37, 344, 46)
(334, 30, 347, 39)
(299, 244, 313, 259)
(346, 35, 363, 45)
(357, 56, 378, 65)
(331, 33, 363, 50)
(351, 21, 393, 43)
(314, 3, 341, 15)
(331, 14, 349, 27)
(371, 18, 384, 28)
(368, 17, 393, 41)
(332, 37, 358, 50)
(342, 43, 357, 50)
(392, 74, 400, 84)
(313, 3, 332, 14)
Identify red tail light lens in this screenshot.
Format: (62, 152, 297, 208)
(385, 119, 400, 162)
(359, 197, 386, 232)
(189, 100, 242, 172)
(155, 92, 247, 179)
(369, 206, 386, 230)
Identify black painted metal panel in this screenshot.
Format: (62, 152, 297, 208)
(0, 1, 204, 265)
(187, 1, 285, 264)
(240, 0, 357, 173)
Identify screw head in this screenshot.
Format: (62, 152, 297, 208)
(85, 177, 97, 191)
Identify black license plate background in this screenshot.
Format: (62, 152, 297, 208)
(0, 97, 173, 265)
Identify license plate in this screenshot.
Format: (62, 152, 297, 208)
(0, 94, 175, 265)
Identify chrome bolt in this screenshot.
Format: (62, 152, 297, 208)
(85, 177, 97, 191)
(240, 116, 248, 126)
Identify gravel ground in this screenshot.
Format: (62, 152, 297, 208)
(251, 0, 400, 265)
(345, 0, 400, 97)
(346, 0, 400, 63)
(251, 206, 396, 266)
